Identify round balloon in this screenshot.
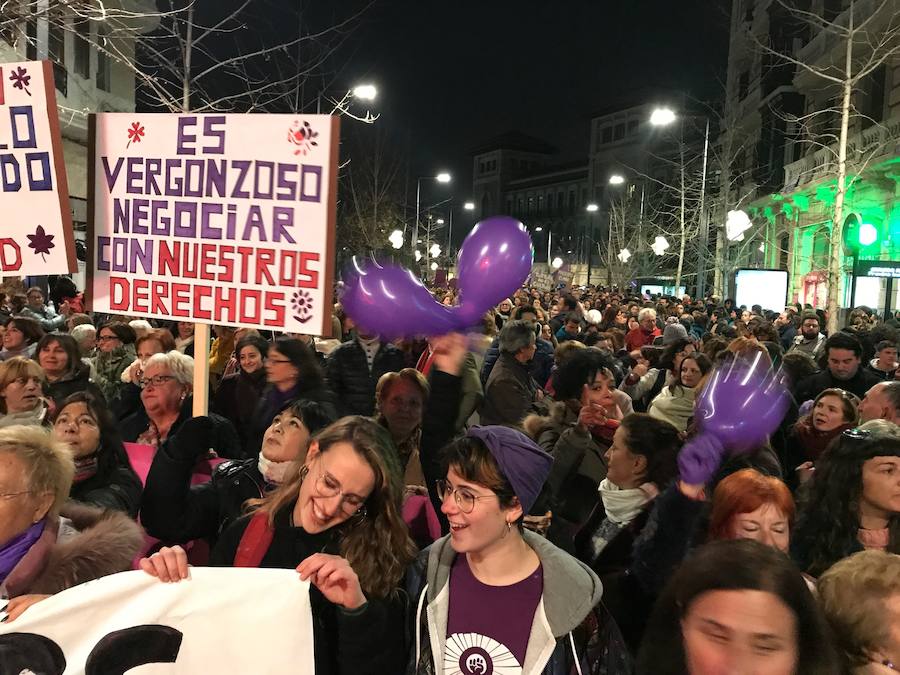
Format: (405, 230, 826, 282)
(456, 216, 534, 311)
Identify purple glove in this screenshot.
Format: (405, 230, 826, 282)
(798, 399, 814, 418)
(678, 432, 727, 486)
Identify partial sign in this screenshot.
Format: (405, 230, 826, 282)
(0, 568, 315, 675)
(89, 113, 339, 334)
(0, 60, 76, 274)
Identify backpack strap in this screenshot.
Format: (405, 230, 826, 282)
(233, 511, 274, 567)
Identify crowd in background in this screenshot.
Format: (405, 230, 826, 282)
(1, 273, 900, 674)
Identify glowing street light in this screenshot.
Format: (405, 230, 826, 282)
(415, 250, 422, 262)
(650, 107, 677, 127)
(430, 243, 441, 257)
(608, 174, 625, 186)
(430, 262, 438, 271)
(859, 222, 878, 246)
(617, 248, 632, 263)
(535, 226, 543, 232)
(351, 84, 377, 101)
(436, 218, 445, 225)
(464, 201, 475, 210)
(586, 203, 599, 213)
(436, 172, 452, 183)
(726, 209, 752, 241)
(388, 229, 404, 249)
(551, 257, 564, 270)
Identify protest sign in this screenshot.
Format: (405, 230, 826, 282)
(0, 60, 76, 274)
(88, 113, 339, 334)
(0, 568, 315, 675)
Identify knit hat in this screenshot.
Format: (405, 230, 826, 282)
(466, 426, 553, 513)
(662, 322, 688, 345)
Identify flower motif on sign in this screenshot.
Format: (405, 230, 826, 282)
(287, 120, 318, 156)
(26, 225, 55, 261)
(9, 66, 31, 96)
(126, 122, 145, 149)
(291, 290, 314, 323)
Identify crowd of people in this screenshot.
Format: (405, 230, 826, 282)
(1, 276, 900, 674)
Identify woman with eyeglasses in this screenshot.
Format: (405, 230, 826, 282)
(120, 351, 194, 446)
(0, 357, 50, 428)
(245, 337, 337, 457)
(141, 398, 335, 547)
(792, 428, 900, 577)
(91, 321, 137, 415)
(139, 416, 417, 675)
(407, 424, 632, 675)
(51, 392, 141, 517)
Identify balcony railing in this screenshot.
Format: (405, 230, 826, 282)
(783, 115, 900, 190)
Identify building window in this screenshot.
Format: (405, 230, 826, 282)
(614, 124, 625, 141)
(602, 127, 612, 144)
(557, 192, 564, 210)
(517, 198, 524, 213)
(860, 64, 886, 127)
(812, 226, 829, 269)
(779, 232, 790, 271)
(537, 195, 543, 213)
(627, 119, 638, 135)
(74, 17, 90, 78)
(744, 0, 754, 21)
(822, 0, 843, 22)
(48, 18, 65, 66)
(568, 191, 576, 213)
(96, 26, 111, 92)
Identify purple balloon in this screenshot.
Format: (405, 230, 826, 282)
(694, 354, 790, 451)
(341, 259, 456, 339)
(457, 216, 534, 310)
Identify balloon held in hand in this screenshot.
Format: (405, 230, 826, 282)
(341, 216, 534, 338)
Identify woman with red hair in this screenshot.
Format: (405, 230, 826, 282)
(708, 468, 795, 553)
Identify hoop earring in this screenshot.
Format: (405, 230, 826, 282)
(298, 464, 310, 481)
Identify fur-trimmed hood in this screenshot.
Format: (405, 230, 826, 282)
(522, 400, 572, 440)
(4, 501, 144, 598)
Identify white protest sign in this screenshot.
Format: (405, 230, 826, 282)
(0, 568, 315, 674)
(89, 113, 339, 334)
(0, 60, 76, 274)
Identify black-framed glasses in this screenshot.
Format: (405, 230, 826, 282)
(436, 479, 497, 514)
(97, 335, 120, 342)
(139, 374, 177, 388)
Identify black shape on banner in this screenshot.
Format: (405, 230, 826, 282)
(85, 624, 183, 675)
(0, 632, 66, 675)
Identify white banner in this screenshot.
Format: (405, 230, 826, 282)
(0, 60, 76, 274)
(0, 568, 315, 674)
(89, 112, 339, 335)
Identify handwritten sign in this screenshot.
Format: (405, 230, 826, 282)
(0, 60, 76, 273)
(88, 113, 339, 334)
(0, 568, 315, 675)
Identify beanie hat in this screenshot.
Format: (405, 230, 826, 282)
(662, 323, 688, 345)
(466, 426, 553, 513)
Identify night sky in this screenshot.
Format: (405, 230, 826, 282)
(344, 0, 731, 204)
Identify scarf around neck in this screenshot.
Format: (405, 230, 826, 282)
(0, 519, 45, 585)
(598, 478, 658, 526)
(258, 452, 295, 485)
(73, 452, 100, 483)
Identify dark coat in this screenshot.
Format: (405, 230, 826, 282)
(794, 367, 882, 404)
(325, 339, 405, 416)
(4, 502, 144, 598)
(46, 361, 105, 409)
(141, 415, 268, 546)
(70, 442, 143, 518)
(211, 504, 409, 675)
(212, 368, 267, 454)
(480, 352, 538, 426)
(480, 334, 554, 389)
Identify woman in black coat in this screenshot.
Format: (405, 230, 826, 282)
(212, 334, 269, 454)
(35, 333, 105, 409)
(140, 416, 417, 675)
(51, 392, 142, 517)
(140, 398, 335, 547)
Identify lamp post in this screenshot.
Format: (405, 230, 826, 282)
(317, 83, 378, 120)
(586, 203, 599, 286)
(414, 172, 451, 258)
(650, 106, 711, 299)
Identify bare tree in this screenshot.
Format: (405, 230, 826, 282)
(748, 0, 900, 332)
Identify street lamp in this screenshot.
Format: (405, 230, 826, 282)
(726, 209, 752, 241)
(463, 201, 475, 211)
(415, 250, 422, 262)
(585, 203, 599, 286)
(651, 236, 670, 256)
(388, 229, 404, 250)
(649, 107, 677, 127)
(608, 174, 625, 186)
(430, 243, 441, 258)
(351, 84, 377, 101)
(617, 248, 632, 263)
(414, 173, 452, 255)
(430, 262, 438, 271)
(552, 257, 564, 270)
(319, 83, 378, 121)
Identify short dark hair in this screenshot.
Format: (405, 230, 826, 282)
(637, 539, 838, 675)
(235, 335, 270, 362)
(99, 321, 137, 345)
(619, 413, 681, 488)
(6, 316, 44, 344)
(875, 340, 897, 353)
(513, 305, 538, 321)
(564, 313, 580, 326)
(277, 397, 336, 436)
(35, 333, 80, 376)
(825, 331, 863, 359)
